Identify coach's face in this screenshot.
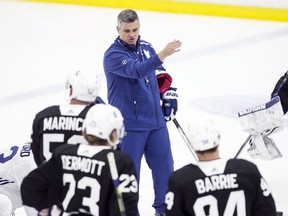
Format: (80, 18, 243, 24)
(117, 20, 140, 45)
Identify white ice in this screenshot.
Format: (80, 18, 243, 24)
(0, 1, 288, 215)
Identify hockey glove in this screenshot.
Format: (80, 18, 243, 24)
(156, 70, 172, 94)
(162, 87, 178, 121)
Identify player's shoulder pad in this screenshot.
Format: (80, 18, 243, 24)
(94, 96, 106, 105)
(53, 143, 77, 156)
(35, 105, 60, 118)
(227, 158, 259, 172)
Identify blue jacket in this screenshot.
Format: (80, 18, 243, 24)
(103, 37, 166, 131)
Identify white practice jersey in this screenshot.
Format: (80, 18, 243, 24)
(0, 142, 37, 215)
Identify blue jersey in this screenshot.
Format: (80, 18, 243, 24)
(0, 142, 37, 215)
(103, 37, 166, 131)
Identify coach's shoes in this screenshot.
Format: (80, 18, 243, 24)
(155, 213, 166, 216)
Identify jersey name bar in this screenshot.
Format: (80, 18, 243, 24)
(195, 173, 238, 194)
(43, 116, 83, 131)
(61, 155, 105, 175)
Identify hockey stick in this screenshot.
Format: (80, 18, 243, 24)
(107, 152, 127, 216)
(172, 118, 198, 162)
(234, 134, 252, 158)
(234, 71, 288, 158)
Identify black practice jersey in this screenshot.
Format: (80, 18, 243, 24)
(31, 104, 93, 166)
(21, 144, 139, 216)
(165, 158, 277, 216)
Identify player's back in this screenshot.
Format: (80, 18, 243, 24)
(31, 103, 93, 165)
(0, 142, 36, 211)
(22, 143, 138, 216)
(166, 158, 276, 216)
(55, 144, 138, 216)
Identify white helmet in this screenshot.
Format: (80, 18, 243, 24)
(187, 117, 220, 152)
(82, 104, 125, 147)
(0, 194, 12, 216)
(65, 70, 101, 103)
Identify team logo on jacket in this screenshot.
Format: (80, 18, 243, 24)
(144, 50, 150, 58)
(122, 59, 127, 65)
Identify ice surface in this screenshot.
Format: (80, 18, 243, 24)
(0, 1, 287, 215)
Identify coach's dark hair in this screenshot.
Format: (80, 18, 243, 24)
(117, 9, 139, 28)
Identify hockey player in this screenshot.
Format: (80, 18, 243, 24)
(238, 96, 284, 160)
(21, 104, 139, 216)
(271, 71, 288, 114)
(31, 70, 103, 166)
(165, 117, 278, 216)
(237, 71, 288, 160)
(0, 194, 12, 216)
(103, 9, 180, 216)
(0, 142, 38, 215)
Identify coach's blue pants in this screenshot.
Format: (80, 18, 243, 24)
(119, 125, 174, 214)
